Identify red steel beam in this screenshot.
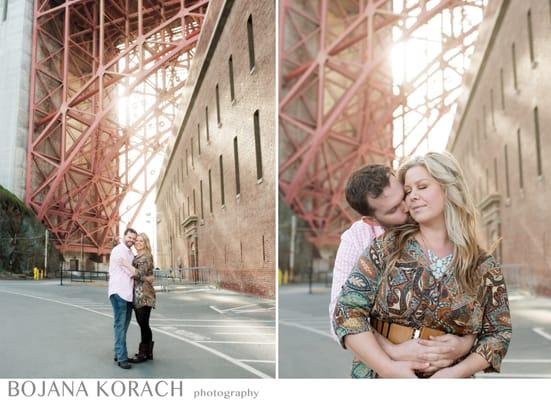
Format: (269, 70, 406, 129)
(279, 0, 485, 247)
(26, 0, 209, 255)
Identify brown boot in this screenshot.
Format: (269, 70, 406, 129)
(147, 341, 154, 360)
(129, 343, 148, 363)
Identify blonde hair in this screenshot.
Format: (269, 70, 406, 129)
(138, 233, 154, 261)
(385, 151, 484, 293)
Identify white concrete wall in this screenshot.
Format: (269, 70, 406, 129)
(0, 0, 33, 200)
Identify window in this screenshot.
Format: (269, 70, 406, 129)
(490, 89, 495, 128)
(247, 15, 255, 71)
(517, 129, 524, 189)
(200, 180, 204, 219)
(234, 136, 241, 195)
(482, 106, 487, 138)
(205, 106, 210, 141)
(254, 110, 263, 180)
(512, 43, 518, 90)
(504, 145, 510, 198)
(486, 168, 489, 195)
(185, 150, 189, 176)
(500, 68, 505, 109)
(193, 189, 196, 215)
(191, 138, 194, 168)
(197, 124, 201, 155)
(216, 84, 221, 125)
(534, 106, 542, 176)
(494, 157, 499, 192)
(527, 10, 535, 64)
(219, 155, 225, 206)
(229, 55, 235, 101)
(208, 169, 213, 213)
(262, 235, 266, 263)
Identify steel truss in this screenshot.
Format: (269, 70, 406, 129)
(26, 0, 208, 255)
(280, 0, 485, 247)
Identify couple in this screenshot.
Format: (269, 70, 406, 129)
(108, 228, 157, 369)
(331, 152, 511, 378)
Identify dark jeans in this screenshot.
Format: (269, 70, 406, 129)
(134, 305, 153, 343)
(110, 294, 133, 362)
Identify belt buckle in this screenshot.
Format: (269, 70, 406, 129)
(412, 328, 421, 339)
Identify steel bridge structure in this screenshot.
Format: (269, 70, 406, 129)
(25, 0, 208, 255)
(279, 0, 487, 247)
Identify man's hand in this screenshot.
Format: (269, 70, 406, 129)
(415, 334, 475, 374)
(377, 332, 475, 375)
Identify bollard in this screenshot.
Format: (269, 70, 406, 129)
(278, 269, 282, 286)
(33, 267, 38, 280)
(283, 270, 289, 285)
(40, 270, 44, 280)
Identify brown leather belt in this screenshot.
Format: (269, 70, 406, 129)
(371, 318, 445, 344)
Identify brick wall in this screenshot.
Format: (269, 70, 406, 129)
(156, 0, 275, 298)
(448, 0, 551, 295)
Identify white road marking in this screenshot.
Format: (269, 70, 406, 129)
(215, 332, 275, 336)
(174, 288, 210, 294)
(150, 318, 275, 322)
(150, 324, 275, 328)
(196, 341, 274, 345)
(533, 327, 551, 342)
(0, 289, 272, 379)
(172, 329, 210, 341)
(238, 360, 276, 364)
(279, 320, 333, 339)
(210, 303, 275, 314)
(233, 308, 276, 314)
(477, 373, 551, 378)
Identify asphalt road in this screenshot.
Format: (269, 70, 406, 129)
(0, 280, 275, 378)
(279, 283, 551, 378)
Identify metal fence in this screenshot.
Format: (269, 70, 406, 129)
(501, 264, 539, 294)
(154, 267, 218, 292)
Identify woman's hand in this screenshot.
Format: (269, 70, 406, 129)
(379, 360, 428, 378)
(428, 366, 460, 378)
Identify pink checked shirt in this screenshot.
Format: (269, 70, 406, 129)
(329, 220, 384, 340)
(108, 242, 135, 302)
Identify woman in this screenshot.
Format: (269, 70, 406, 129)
(129, 232, 157, 363)
(333, 152, 511, 378)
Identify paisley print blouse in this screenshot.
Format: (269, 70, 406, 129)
(133, 254, 156, 309)
(333, 234, 512, 378)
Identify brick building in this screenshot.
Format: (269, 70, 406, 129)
(448, 0, 551, 295)
(155, 0, 275, 298)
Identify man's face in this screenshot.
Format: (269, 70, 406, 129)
(124, 232, 137, 248)
(367, 174, 409, 228)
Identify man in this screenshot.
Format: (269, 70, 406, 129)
(329, 164, 408, 322)
(109, 228, 137, 369)
(330, 164, 474, 374)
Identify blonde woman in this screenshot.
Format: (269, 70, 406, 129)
(129, 232, 156, 363)
(333, 152, 511, 378)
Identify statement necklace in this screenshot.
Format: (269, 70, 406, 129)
(419, 233, 452, 279)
